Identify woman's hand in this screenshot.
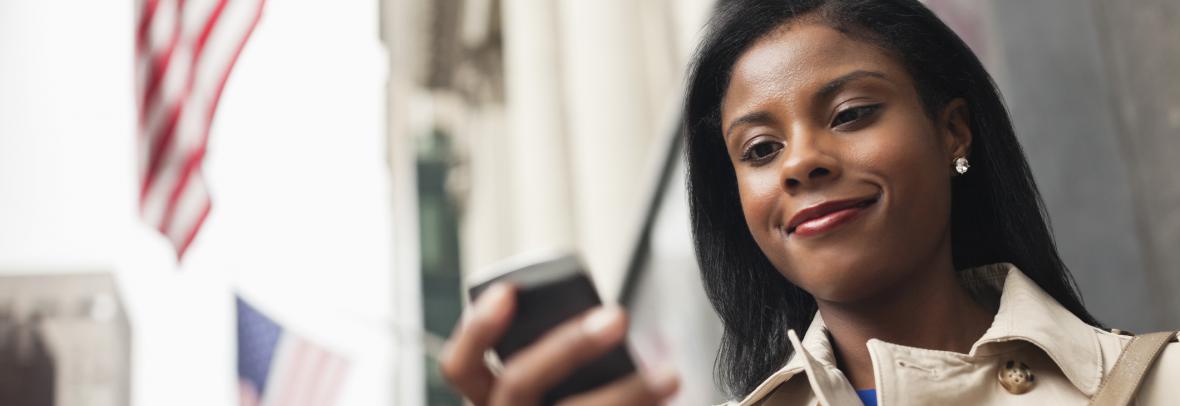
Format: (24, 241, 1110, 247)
(439, 283, 680, 405)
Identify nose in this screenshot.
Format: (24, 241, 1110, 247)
(779, 135, 840, 192)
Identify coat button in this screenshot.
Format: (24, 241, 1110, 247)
(998, 360, 1035, 394)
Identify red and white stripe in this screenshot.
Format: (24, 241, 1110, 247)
(262, 335, 351, 406)
(135, 0, 265, 258)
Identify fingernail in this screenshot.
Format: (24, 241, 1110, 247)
(476, 284, 511, 321)
(645, 366, 680, 397)
(581, 306, 622, 337)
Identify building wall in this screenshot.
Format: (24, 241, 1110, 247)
(1091, 0, 1180, 329)
(977, 0, 1177, 331)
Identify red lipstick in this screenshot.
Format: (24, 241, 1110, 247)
(786, 195, 879, 238)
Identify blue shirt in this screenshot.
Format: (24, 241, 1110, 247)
(856, 389, 877, 406)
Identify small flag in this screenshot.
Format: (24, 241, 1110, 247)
(134, 0, 265, 258)
(237, 296, 350, 406)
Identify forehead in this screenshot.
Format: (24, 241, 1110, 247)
(722, 22, 905, 118)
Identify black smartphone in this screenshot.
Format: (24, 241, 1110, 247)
(467, 253, 637, 405)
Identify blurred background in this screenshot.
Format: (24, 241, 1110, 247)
(0, 0, 1177, 405)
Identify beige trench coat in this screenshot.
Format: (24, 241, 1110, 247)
(724, 263, 1179, 406)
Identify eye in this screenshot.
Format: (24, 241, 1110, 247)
(739, 140, 783, 164)
(831, 104, 881, 128)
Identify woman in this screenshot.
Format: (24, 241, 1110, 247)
(440, 0, 1178, 405)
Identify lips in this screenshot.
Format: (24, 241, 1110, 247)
(786, 195, 879, 237)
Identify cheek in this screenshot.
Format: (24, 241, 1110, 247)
(859, 136, 940, 193)
(735, 168, 783, 238)
(854, 116, 952, 235)
(851, 106, 945, 187)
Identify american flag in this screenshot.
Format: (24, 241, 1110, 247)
(237, 296, 351, 406)
(135, 0, 265, 258)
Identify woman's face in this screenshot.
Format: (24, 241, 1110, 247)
(720, 22, 971, 303)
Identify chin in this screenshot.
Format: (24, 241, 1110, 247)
(780, 253, 893, 303)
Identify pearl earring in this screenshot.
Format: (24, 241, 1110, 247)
(955, 157, 970, 175)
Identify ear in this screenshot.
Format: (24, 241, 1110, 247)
(938, 98, 973, 162)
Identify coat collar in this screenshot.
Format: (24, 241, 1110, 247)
(967, 263, 1103, 394)
(735, 263, 1103, 405)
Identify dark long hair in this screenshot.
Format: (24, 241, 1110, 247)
(685, 0, 1102, 397)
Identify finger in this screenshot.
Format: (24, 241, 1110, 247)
(555, 369, 680, 406)
(490, 306, 628, 406)
(439, 283, 516, 406)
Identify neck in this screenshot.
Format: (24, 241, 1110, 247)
(816, 251, 995, 390)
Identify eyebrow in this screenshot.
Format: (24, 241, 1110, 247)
(724, 111, 777, 139)
(816, 70, 887, 102)
(725, 70, 888, 139)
